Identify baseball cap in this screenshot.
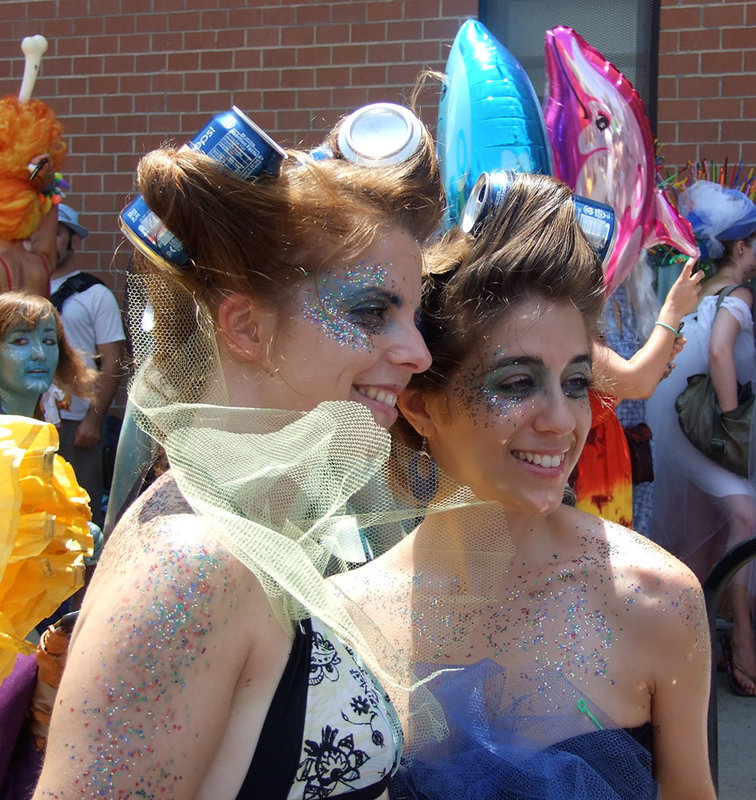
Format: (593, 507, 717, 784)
(57, 204, 89, 239)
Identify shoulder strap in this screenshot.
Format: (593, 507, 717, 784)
(50, 272, 106, 312)
(715, 283, 756, 342)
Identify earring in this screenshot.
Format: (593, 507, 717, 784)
(407, 437, 439, 502)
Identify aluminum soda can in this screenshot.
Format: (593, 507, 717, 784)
(461, 170, 616, 263)
(119, 106, 286, 268)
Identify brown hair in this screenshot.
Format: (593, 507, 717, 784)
(413, 171, 606, 395)
(128, 115, 444, 405)
(0, 291, 97, 402)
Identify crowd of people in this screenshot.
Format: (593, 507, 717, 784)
(1, 78, 754, 800)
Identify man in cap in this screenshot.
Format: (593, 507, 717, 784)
(49, 204, 125, 527)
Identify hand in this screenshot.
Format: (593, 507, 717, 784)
(659, 258, 704, 325)
(74, 415, 102, 448)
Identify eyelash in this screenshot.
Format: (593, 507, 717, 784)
(494, 373, 592, 399)
(563, 374, 592, 398)
(347, 301, 389, 333)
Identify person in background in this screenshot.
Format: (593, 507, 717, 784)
(46, 204, 126, 527)
(648, 180, 756, 697)
(573, 257, 701, 530)
(0, 97, 66, 297)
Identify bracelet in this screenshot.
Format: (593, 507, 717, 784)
(654, 320, 679, 336)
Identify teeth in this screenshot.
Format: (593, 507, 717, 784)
(358, 387, 397, 408)
(514, 451, 565, 468)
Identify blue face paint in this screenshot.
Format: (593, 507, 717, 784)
(301, 260, 398, 351)
(0, 315, 59, 415)
(455, 346, 593, 421)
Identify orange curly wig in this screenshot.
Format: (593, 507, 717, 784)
(0, 96, 66, 240)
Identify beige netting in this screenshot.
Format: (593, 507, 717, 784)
(124, 263, 707, 800)
(125, 270, 490, 749)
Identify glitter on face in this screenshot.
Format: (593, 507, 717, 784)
(301, 260, 392, 350)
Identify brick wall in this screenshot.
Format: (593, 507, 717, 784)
(657, 0, 756, 176)
(5, 0, 755, 276)
(0, 0, 476, 282)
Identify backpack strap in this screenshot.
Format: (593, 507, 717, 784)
(50, 272, 106, 312)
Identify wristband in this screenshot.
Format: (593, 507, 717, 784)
(654, 320, 679, 336)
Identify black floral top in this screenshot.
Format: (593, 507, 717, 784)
(239, 617, 402, 799)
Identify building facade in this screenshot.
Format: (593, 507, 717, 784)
(1, 0, 754, 277)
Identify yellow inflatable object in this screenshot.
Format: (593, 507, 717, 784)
(0, 416, 92, 682)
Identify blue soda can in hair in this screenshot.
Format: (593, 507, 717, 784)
(462, 171, 616, 263)
(119, 106, 287, 268)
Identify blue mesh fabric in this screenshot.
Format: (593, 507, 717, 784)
(390, 659, 657, 800)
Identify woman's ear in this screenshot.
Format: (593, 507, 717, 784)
(216, 292, 275, 363)
(397, 386, 443, 439)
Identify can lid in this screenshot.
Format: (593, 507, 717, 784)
(461, 172, 504, 234)
(337, 103, 423, 166)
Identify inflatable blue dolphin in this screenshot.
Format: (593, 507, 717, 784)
(437, 19, 553, 227)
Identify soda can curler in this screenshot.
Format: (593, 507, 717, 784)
(462, 170, 616, 264)
(119, 106, 287, 268)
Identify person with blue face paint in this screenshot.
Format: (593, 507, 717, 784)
(0, 292, 94, 420)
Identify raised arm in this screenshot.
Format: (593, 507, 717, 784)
(593, 258, 703, 400)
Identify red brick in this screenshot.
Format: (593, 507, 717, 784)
(723, 72, 756, 97)
(295, 4, 332, 25)
(316, 24, 353, 45)
(722, 27, 756, 49)
(657, 97, 700, 122)
(658, 30, 680, 54)
(658, 51, 700, 75)
(698, 96, 742, 121)
(441, 0, 475, 17)
(660, 4, 702, 29)
(314, 66, 350, 87)
(331, 44, 368, 65)
(297, 46, 330, 67)
(282, 26, 315, 47)
(679, 28, 721, 51)
(387, 20, 423, 41)
(280, 68, 316, 88)
(740, 142, 756, 164)
(702, 49, 745, 74)
(725, 120, 756, 142)
(366, 42, 403, 63)
(367, 1, 404, 22)
(678, 75, 720, 97)
(351, 64, 388, 86)
(703, 2, 746, 26)
(296, 88, 335, 110)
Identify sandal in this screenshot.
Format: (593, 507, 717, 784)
(720, 633, 756, 697)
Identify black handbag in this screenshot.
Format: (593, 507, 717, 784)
(675, 284, 755, 478)
(623, 422, 654, 484)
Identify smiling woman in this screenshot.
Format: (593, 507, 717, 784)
(332, 172, 716, 800)
(32, 107, 445, 800)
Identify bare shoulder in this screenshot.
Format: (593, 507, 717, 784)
(601, 518, 707, 637)
(85, 473, 255, 615)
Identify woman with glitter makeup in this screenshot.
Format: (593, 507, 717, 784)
(32, 107, 445, 800)
(333, 172, 715, 799)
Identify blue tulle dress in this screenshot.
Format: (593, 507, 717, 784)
(389, 659, 657, 800)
